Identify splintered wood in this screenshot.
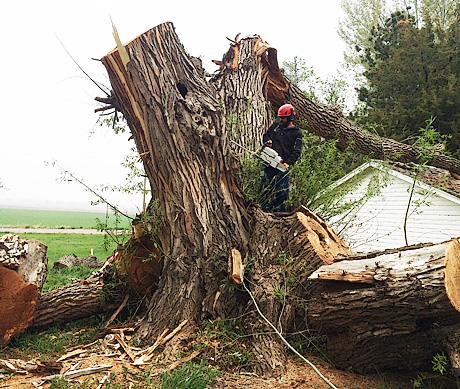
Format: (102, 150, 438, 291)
(445, 237, 460, 312)
(133, 320, 188, 365)
(229, 248, 243, 284)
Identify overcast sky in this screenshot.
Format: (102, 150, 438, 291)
(0, 0, 346, 214)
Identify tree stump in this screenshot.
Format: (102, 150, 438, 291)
(98, 22, 352, 376)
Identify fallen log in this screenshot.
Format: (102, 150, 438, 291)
(307, 240, 460, 373)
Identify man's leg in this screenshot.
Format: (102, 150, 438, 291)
(273, 171, 289, 212)
(260, 167, 278, 212)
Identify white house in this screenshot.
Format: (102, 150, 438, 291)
(326, 160, 460, 252)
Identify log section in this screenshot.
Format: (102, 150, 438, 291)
(307, 241, 460, 373)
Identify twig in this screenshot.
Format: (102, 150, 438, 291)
(242, 281, 338, 389)
(32, 363, 113, 384)
(57, 349, 86, 362)
(104, 295, 130, 328)
(96, 371, 111, 389)
(55, 34, 109, 96)
(114, 334, 136, 362)
(164, 350, 201, 371)
(160, 319, 188, 345)
(133, 320, 188, 365)
(48, 161, 133, 220)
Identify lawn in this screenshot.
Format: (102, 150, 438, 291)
(0, 231, 125, 292)
(0, 208, 133, 229)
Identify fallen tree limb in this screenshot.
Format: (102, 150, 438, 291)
(307, 240, 460, 373)
(260, 50, 460, 175)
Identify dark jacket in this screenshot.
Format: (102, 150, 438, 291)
(262, 123, 303, 166)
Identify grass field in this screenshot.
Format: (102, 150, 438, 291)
(0, 232, 124, 292)
(0, 208, 134, 291)
(0, 208, 133, 229)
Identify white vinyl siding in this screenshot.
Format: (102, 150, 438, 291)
(328, 168, 460, 252)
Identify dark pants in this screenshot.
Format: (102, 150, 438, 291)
(260, 166, 290, 212)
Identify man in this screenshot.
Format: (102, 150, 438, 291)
(261, 103, 303, 212)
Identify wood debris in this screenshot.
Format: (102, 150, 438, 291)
(0, 234, 28, 269)
(134, 320, 188, 365)
(33, 363, 113, 384)
(104, 295, 130, 328)
(0, 358, 62, 374)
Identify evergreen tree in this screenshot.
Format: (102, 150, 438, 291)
(356, 10, 460, 157)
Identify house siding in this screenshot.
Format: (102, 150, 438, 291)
(329, 168, 460, 252)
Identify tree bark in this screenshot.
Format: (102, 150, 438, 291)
(95, 22, 460, 377)
(211, 36, 272, 151)
(307, 241, 460, 373)
(97, 24, 352, 376)
(32, 268, 119, 328)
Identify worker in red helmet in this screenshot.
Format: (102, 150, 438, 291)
(260, 103, 303, 212)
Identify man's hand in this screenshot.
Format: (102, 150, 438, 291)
(265, 140, 273, 147)
(283, 162, 289, 168)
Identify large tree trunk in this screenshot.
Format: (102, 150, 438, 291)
(95, 22, 460, 377)
(307, 241, 460, 373)
(98, 22, 352, 376)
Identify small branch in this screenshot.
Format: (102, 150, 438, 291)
(114, 334, 136, 362)
(95, 105, 115, 113)
(55, 34, 109, 97)
(48, 162, 133, 220)
(164, 350, 201, 371)
(104, 295, 130, 328)
(96, 371, 111, 389)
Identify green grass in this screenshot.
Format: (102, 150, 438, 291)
(1, 315, 107, 360)
(160, 361, 220, 389)
(5, 232, 119, 265)
(0, 208, 133, 229)
(0, 232, 122, 292)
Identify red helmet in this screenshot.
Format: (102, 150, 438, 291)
(277, 104, 295, 118)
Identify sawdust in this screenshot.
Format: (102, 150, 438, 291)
(0, 347, 417, 388)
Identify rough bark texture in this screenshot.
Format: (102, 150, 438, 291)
(32, 269, 114, 328)
(211, 36, 272, 151)
(307, 241, 460, 373)
(246, 207, 352, 375)
(98, 23, 353, 376)
(96, 22, 460, 376)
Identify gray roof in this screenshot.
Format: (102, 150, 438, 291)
(387, 161, 460, 199)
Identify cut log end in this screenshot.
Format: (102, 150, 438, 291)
(0, 266, 38, 345)
(445, 237, 460, 312)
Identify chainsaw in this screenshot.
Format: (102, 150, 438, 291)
(230, 140, 288, 172)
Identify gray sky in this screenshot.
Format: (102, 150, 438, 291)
(0, 0, 346, 214)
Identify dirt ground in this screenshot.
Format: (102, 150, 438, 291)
(0, 347, 420, 389)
